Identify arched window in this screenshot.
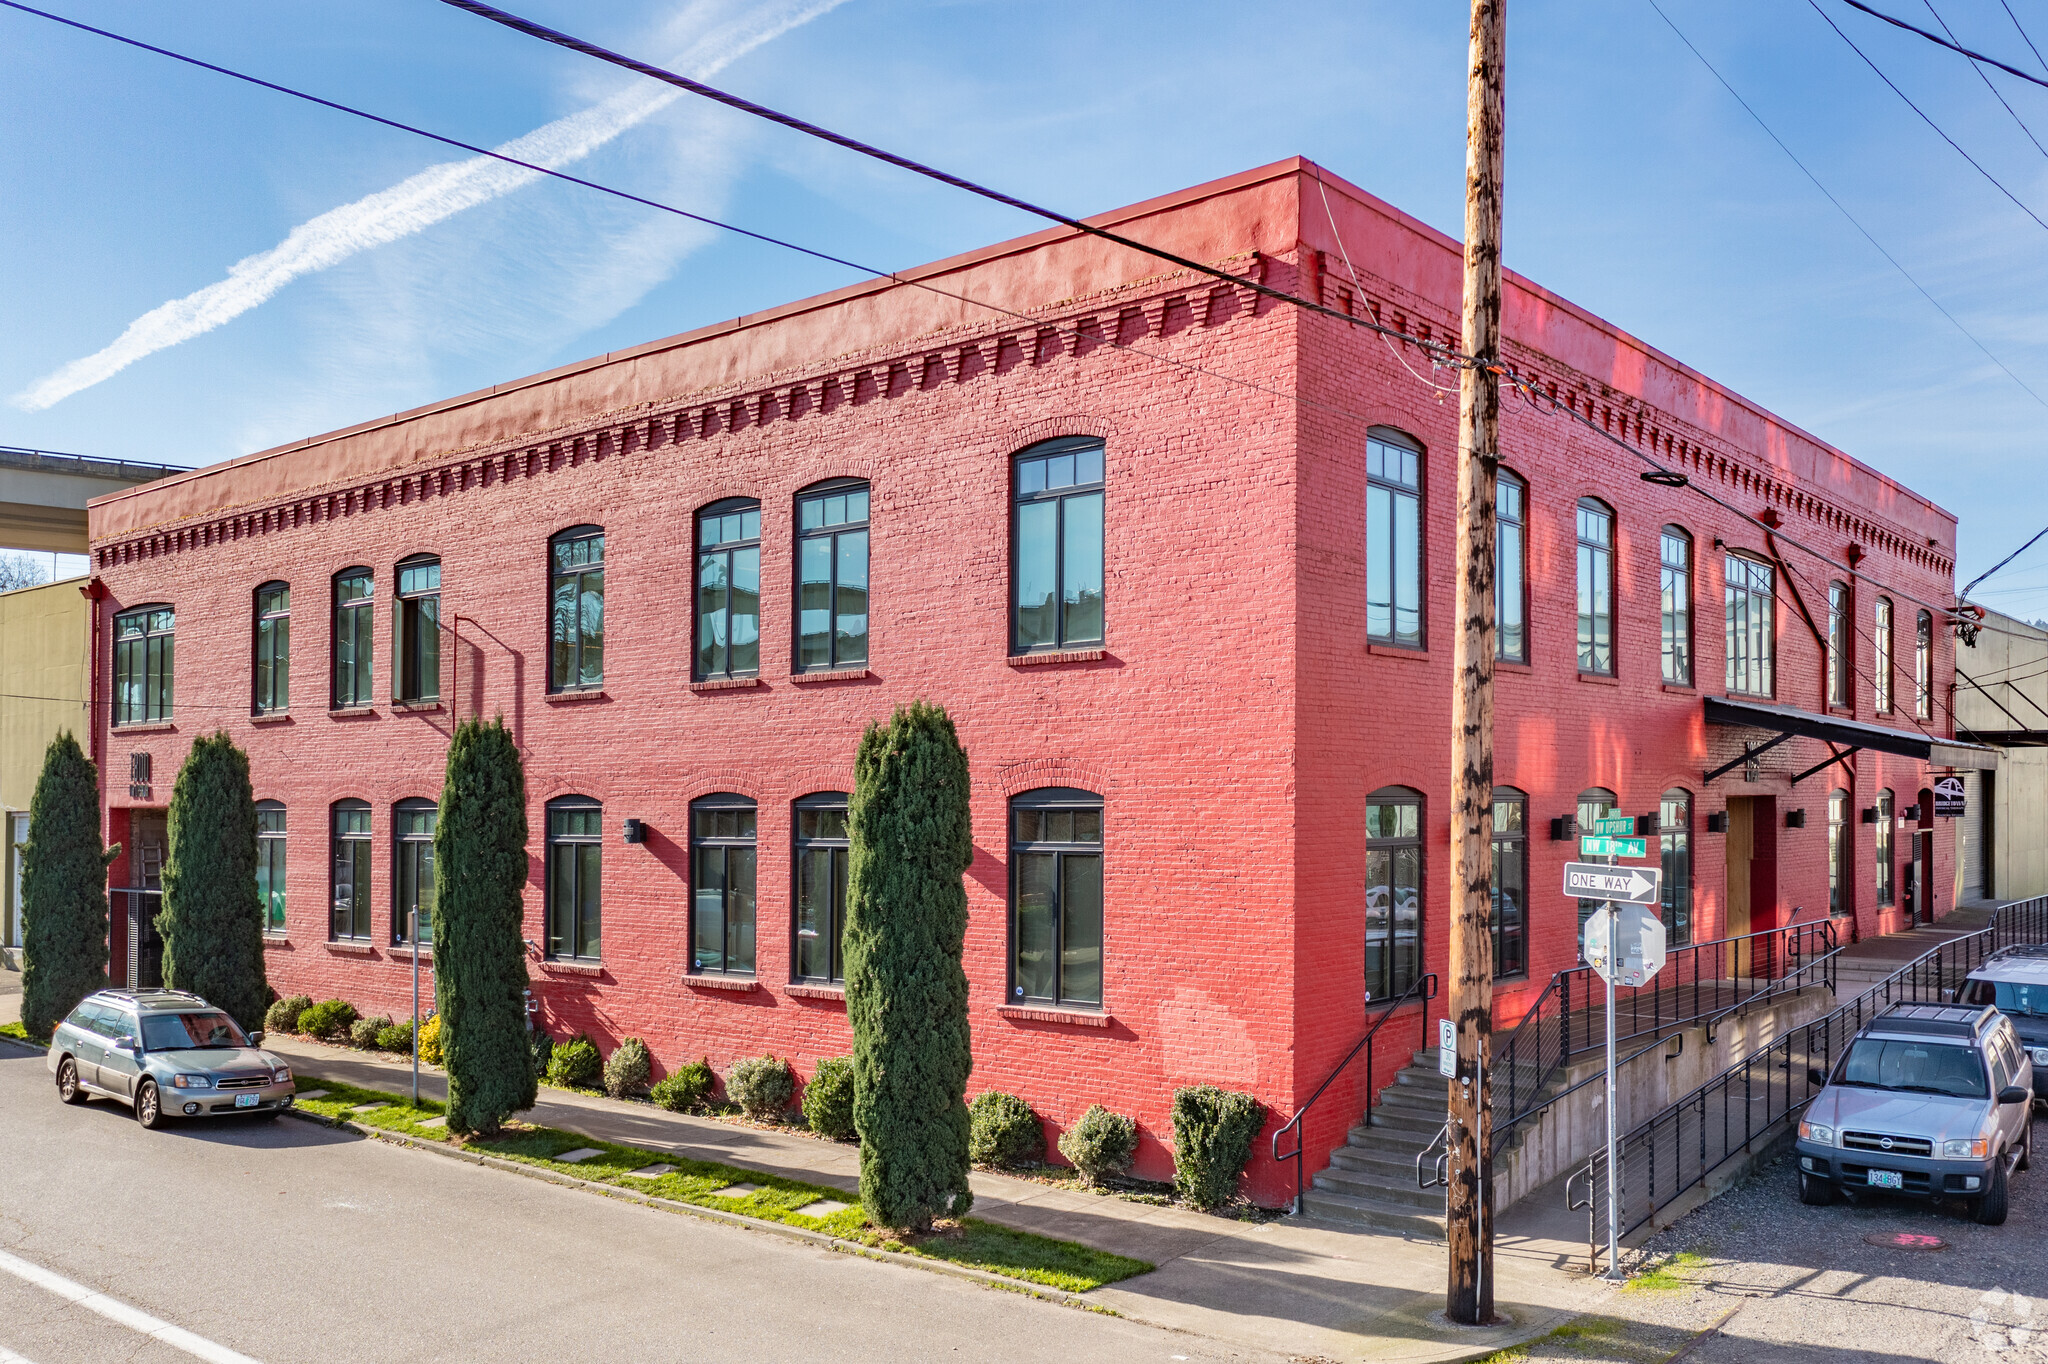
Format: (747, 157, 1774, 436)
(1009, 787, 1104, 1007)
(1576, 499, 1614, 675)
(1012, 439, 1105, 653)
(1575, 787, 1619, 942)
(1366, 786, 1423, 999)
(793, 792, 849, 984)
(333, 568, 373, 707)
(253, 582, 290, 715)
(1724, 555, 1775, 696)
(797, 482, 870, 671)
(1874, 598, 1894, 713)
(1660, 528, 1692, 686)
(395, 554, 441, 703)
(696, 500, 761, 681)
(546, 797, 602, 961)
(550, 526, 605, 692)
(394, 798, 437, 945)
(1490, 787, 1527, 978)
(256, 801, 286, 935)
(1828, 789, 1850, 917)
(1367, 429, 1424, 649)
(1496, 471, 1527, 663)
(1660, 789, 1692, 946)
(691, 794, 756, 975)
(330, 800, 371, 942)
(113, 604, 174, 726)
(1915, 609, 1933, 718)
(1875, 788, 1895, 906)
(1826, 582, 1850, 708)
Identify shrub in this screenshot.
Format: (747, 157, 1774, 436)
(528, 1029, 554, 1079)
(19, 732, 117, 1040)
(651, 1059, 716, 1112)
(728, 1055, 795, 1119)
(418, 1014, 444, 1066)
(1170, 1085, 1267, 1211)
(350, 1016, 392, 1049)
(297, 999, 358, 1041)
(547, 1035, 602, 1090)
(265, 994, 312, 1036)
(1059, 1105, 1140, 1186)
(376, 1021, 414, 1053)
(804, 1057, 856, 1140)
(967, 1091, 1044, 1168)
(158, 732, 268, 1033)
(603, 1037, 652, 1098)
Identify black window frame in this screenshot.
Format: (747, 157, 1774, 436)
(791, 791, 850, 985)
(256, 800, 286, 935)
(1575, 497, 1615, 676)
(330, 799, 372, 943)
(394, 554, 441, 704)
(1490, 786, 1527, 980)
(1010, 437, 1107, 655)
(1366, 785, 1424, 1001)
(1915, 609, 1933, 719)
(112, 603, 174, 726)
(694, 499, 762, 682)
(690, 793, 757, 977)
(1661, 788, 1692, 946)
(795, 481, 871, 673)
(1724, 554, 1776, 697)
(545, 796, 603, 962)
(1574, 787, 1620, 945)
(1660, 527, 1692, 687)
(1874, 597, 1894, 713)
(1366, 427, 1425, 650)
(1828, 788, 1850, 918)
(1876, 787, 1896, 906)
(253, 581, 290, 715)
(332, 568, 374, 708)
(549, 525, 605, 693)
(1007, 786, 1105, 1009)
(1826, 581, 1850, 709)
(1496, 470, 1528, 664)
(393, 797, 437, 946)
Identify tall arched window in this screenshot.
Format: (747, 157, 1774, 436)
(1915, 609, 1933, 718)
(113, 604, 175, 726)
(691, 794, 756, 975)
(696, 500, 761, 681)
(1826, 582, 1850, 708)
(1660, 528, 1692, 686)
(550, 525, 604, 692)
(1724, 555, 1775, 696)
(1367, 429, 1424, 649)
(395, 555, 441, 703)
(1012, 438, 1105, 653)
(330, 800, 371, 942)
(1009, 787, 1104, 1007)
(1874, 598, 1894, 713)
(256, 801, 287, 935)
(1490, 787, 1526, 979)
(546, 796, 602, 962)
(1575, 787, 1619, 943)
(793, 792, 849, 984)
(1496, 472, 1527, 663)
(1875, 788, 1895, 906)
(1660, 789, 1692, 946)
(253, 582, 290, 715)
(333, 568, 373, 707)
(797, 481, 870, 671)
(1828, 789, 1850, 917)
(1576, 499, 1614, 675)
(1366, 787, 1423, 999)
(394, 798, 437, 945)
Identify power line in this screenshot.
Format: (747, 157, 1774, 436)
(1961, 521, 2048, 600)
(1997, 0, 2048, 77)
(1920, 0, 2048, 160)
(1837, 0, 2048, 88)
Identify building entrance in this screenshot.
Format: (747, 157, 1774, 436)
(123, 812, 166, 989)
(1724, 795, 1778, 978)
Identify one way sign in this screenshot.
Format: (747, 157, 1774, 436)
(1562, 862, 1662, 906)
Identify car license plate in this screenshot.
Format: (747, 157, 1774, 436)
(234, 1093, 259, 1109)
(1868, 1169, 1903, 1189)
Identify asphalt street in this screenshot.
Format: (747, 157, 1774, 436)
(0, 1046, 1280, 1364)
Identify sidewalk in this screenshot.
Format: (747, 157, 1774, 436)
(272, 1035, 1604, 1362)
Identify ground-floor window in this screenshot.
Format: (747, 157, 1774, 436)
(692, 794, 756, 975)
(793, 792, 847, 984)
(1490, 788, 1526, 980)
(547, 797, 602, 961)
(395, 799, 436, 945)
(1574, 788, 1618, 950)
(1367, 787, 1423, 1000)
(331, 801, 371, 941)
(1660, 789, 1691, 946)
(256, 801, 286, 935)
(1875, 788, 1895, 906)
(1828, 789, 1850, 918)
(1009, 787, 1103, 1008)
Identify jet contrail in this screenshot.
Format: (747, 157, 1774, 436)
(12, 0, 844, 412)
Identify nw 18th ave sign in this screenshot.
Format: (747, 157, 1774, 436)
(1561, 862, 1662, 906)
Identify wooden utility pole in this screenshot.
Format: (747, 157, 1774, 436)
(1446, 0, 1504, 1328)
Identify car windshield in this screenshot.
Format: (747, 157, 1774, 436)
(1836, 1037, 1987, 1098)
(140, 1012, 249, 1051)
(1960, 978, 2048, 1018)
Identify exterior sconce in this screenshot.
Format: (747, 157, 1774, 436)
(622, 818, 646, 844)
(1550, 815, 1578, 841)
(1785, 809, 1806, 829)
(1636, 813, 1660, 836)
(1902, 804, 1921, 822)
(1861, 807, 1880, 824)
(1705, 812, 1727, 833)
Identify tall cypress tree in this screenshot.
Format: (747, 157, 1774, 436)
(159, 732, 268, 1032)
(20, 732, 117, 1039)
(434, 716, 535, 1136)
(845, 701, 974, 1232)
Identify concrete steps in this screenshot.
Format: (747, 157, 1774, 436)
(1302, 1057, 1452, 1235)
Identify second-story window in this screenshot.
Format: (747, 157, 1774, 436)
(1576, 499, 1614, 675)
(1009, 788, 1104, 1008)
(113, 605, 174, 726)
(1012, 438, 1105, 653)
(254, 583, 290, 714)
(395, 556, 440, 703)
(1915, 609, 1933, 719)
(696, 500, 761, 680)
(1827, 581, 1849, 708)
(550, 526, 604, 692)
(1724, 555, 1775, 696)
(692, 795, 756, 975)
(793, 792, 849, 984)
(1490, 788, 1526, 979)
(333, 569, 373, 708)
(330, 800, 371, 942)
(1496, 472, 1527, 663)
(256, 801, 286, 935)
(545, 798, 602, 961)
(797, 482, 870, 671)
(1874, 597, 1894, 713)
(394, 799, 436, 945)
(1661, 528, 1692, 686)
(1366, 429, 1423, 648)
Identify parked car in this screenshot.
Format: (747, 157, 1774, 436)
(1795, 1002, 2032, 1225)
(47, 988, 296, 1129)
(1957, 945, 2048, 1104)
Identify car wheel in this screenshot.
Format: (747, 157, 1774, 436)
(134, 1080, 164, 1130)
(55, 1058, 86, 1105)
(1975, 1157, 2010, 1226)
(1798, 1171, 1835, 1206)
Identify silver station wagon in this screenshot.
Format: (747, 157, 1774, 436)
(47, 988, 297, 1129)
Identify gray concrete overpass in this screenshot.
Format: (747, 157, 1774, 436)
(0, 446, 187, 553)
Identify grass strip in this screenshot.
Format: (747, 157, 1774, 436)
(0, 1022, 33, 1043)
(289, 1075, 1150, 1293)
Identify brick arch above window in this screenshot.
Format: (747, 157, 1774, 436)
(671, 768, 765, 802)
(1001, 414, 1119, 454)
(994, 758, 1115, 800)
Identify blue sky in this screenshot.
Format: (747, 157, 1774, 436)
(4, 0, 2047, 618)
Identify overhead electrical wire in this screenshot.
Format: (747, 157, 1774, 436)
(1961, 521, 2048, 601)
(1918, 0, 2048, 160)
(1997, 0, 2048, 77)
(1837, 0, 2048, 88)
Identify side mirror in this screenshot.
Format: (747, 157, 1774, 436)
(248, 1031, 265, 1047)
(115, 1037, 138, 1055)
(1808, 1067, 1828, 1087)
(2001, 1086, 2030, 1105)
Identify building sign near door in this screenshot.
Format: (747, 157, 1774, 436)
(1934, 775, 1966, 819)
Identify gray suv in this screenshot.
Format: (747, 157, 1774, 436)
(1958, 945, 2048, 1103)
(47, 988, 297, 1129)
(1796, 1003, 2033, 1225)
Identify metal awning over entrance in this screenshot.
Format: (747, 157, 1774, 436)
(1703, 695, 2000, 785)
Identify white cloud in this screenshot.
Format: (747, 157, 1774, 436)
(11, 0, 845, 412)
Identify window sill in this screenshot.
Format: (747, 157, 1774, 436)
(392, 700, 443, 714)
(1495, 659, 1533, 674)
(790, 668, 871, 684)
(539, 959, 605, 977)
(390, 945, 433, 962)
(544, 688, 609, 705)
(1660, 683, 1696, 696)
(324, 940, 376, 956)
(111, 721, 176, 735)
(785, 982, 846, 1000)
(250, 712, 293, 725)
(1576, 672, 1620, 686)
(1007, 649, 1106, 667)
(262, 935, 291, 948)
(997, 1004, 1113, 1027)
(685, 974, 759, 992)
(328, 707, 377, 719)
(1366, 642, 1428, 661)
(689, 677, 762, 693)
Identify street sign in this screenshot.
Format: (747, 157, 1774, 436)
(1579, 835, 1648, 859)
(1582, 904, 1668, 988)
(1438, 1018, 1456, 1078)
(1934, 775, 1966, 819)
(1562, 861, 1662, 905)
(1590, 816, 1637, 836)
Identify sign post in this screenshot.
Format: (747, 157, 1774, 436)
(1580, 901, 1668, 1279)
(411, 909, 421, 1110)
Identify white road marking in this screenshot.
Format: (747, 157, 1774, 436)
(0, 1248, 263, 1364)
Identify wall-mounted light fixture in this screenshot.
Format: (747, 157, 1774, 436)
(1705, 812, 1727, 833)
(1785, 809, 1806, 829)
(623, 819, 646, 844)
(1861, 807, 1880, 824)
(1550, 815, 1578, 842)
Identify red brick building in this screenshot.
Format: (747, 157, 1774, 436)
(86, 159, 1982, 1204)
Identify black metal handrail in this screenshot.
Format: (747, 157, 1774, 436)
(1271, 971, 1438, 1214)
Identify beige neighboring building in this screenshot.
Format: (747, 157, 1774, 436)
(1955, 608, 2048, 904)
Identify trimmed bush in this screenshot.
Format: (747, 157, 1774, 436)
(603, 1036, 652, 1098)
(651, 1059, 716, 1113)
(803, 1056, 856, 1140)
(728, 1055, 795, 1119)
(376, 1021, 414, 1053)
(157, 732, 268, 1033)
(433, 716, 536, 1137)
(846, 701, 975, 1233)
(1170, 1085, 1267, 1211)
(547, 1035, 601, 1090)
(350, 1016, 392, 1049)
(265, 994, 312, 1036)
(418, 1014, 444, 1066)
(1059, 1105, 1140, 1186)
(968, 1091, 1044, 1169)
(297, 999, 358, 1041)
(528, 1029, 554, 1080)
(19, 732, 117, 1040)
